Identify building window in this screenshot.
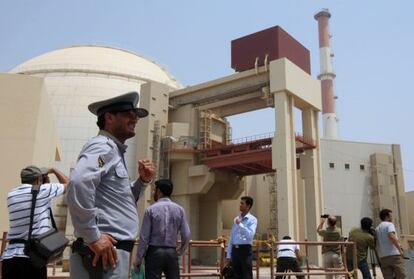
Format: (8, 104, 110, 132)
(360, 164, 365, 171)
(345, 163, 350, 170)
(329, 162, 335, 169)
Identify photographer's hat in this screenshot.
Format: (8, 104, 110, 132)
(20, 165, 45, 181)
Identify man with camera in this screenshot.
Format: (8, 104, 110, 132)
(1, 166, 68, 279)
(317, 214, 344, 279)
(346, 217, 375, 279)
(375, 209, 406, 278)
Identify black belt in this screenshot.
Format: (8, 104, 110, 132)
(114, 240, 135, 252)
(233, 244, 251, 249)
(72, 238, 134, 253)
(148, 245, 176, 249)
(9, 239, 27, 244)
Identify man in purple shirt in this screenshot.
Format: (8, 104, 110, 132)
(134, 179, 191, 279)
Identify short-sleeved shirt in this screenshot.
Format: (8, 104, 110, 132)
(1, 183, 65, 260)
(318, 226, 343, 254)
(346, 227, 375, 262)
(376, 221, 400, 258)
(277, 239, 300, 258)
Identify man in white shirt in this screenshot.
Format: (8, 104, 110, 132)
(375, 208, 406, 279)
(1, 165, 68, 279)
(276, 236, 304, 279)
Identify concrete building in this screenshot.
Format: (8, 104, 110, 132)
(232, 140, 409, 235)
(163, 54, 323, 263)
(1, 45, 182, 242)
(0, 14, 412, 269)
(0, 73, 62, 233)
(407, 191, 414, 234)
(9, 45, 182, 177)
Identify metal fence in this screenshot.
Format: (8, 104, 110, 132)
(1, 232, 358, 279)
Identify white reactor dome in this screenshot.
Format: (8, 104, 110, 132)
(10, 45, 182, 175)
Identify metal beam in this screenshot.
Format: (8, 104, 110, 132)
(202, 149, 272, 168)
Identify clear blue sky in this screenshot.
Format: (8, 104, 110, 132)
(1, 1, 413, 191)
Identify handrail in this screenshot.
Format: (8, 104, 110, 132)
(0, 233, 358, 278)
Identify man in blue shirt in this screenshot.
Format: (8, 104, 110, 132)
(226, 196, 257, 279)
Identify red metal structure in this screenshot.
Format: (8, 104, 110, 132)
(200, 132, 316, 176)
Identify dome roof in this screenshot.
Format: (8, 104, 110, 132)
(10, 45, 182, 89)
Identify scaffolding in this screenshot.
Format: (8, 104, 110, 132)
(199, 110, 213, 150)
(152, 120, 161, 180)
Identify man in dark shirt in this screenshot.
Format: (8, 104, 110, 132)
(134, 179, 191, 279)
(346, 217, 375, 279)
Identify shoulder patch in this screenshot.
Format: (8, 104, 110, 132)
(98, 155, 105, 168)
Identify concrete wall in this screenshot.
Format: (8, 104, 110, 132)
(11, 46, 182, 177)
(0, 73, 61, 233)
(320, 139, 393, 235)
(222, 139, 409, 239)
(406, 191, 414, 234)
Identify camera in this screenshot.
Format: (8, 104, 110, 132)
(42, 174, 50, 184)
(321, 214, 329, 218)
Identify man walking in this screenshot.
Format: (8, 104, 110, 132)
(346, 217, 375, 279)
(67, 91, 155, 278)
(133, 179, 191, 279)
(1, 166, 68, 279)
(375, 209, 406, 279)
(317, 215, 344, 279)
(276, 236, 304, 279)
(226, 196, 257, 279)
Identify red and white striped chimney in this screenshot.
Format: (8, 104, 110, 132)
(314, 9, 338, 139)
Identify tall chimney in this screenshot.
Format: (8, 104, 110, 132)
(314, 9, 338, 139)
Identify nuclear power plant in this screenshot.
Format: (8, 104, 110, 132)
(1, 8, 413, 271)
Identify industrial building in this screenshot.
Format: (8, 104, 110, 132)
(0, 9, 413, 269)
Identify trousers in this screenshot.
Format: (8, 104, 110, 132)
(1, 257, 46, 279)
(323, 251, 344, 279)
(276, 257, 304, 279)
(231, 245, 253, 279)
(379, 255, 406, 279)
(70, 249, 130, 279)
(145, 246, 179, 279)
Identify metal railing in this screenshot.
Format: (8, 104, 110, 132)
(0, 232, 358, 278)
(230, 132, 275, 145)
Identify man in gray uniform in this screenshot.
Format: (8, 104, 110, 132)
(133, 179, 190, 279)
(67, 91, 155, 278)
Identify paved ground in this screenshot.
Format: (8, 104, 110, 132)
(48, 266, 386, 279)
